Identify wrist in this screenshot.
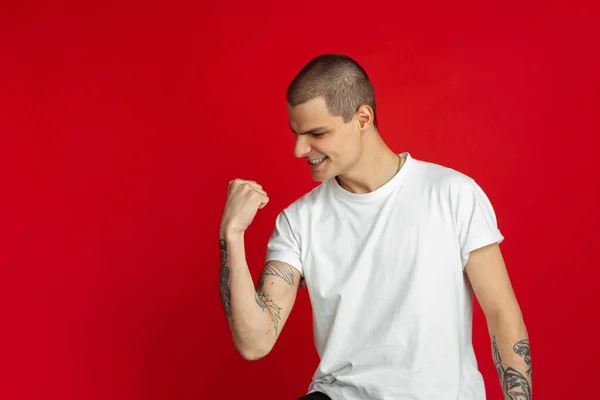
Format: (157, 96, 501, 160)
(219, 227, 245, 242)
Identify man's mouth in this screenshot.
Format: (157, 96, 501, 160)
(308, 156, 328, 168)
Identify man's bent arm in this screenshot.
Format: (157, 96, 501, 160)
(219, 231, 300, 360)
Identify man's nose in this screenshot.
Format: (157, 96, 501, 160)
(294, 135, 311, 158)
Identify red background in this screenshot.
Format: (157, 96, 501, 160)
(1, 1, 598, 399)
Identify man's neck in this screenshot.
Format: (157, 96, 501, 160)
(336, 148, 404, 194)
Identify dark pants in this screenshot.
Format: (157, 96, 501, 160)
(297, 392, 331, 400)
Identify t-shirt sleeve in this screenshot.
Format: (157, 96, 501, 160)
(456, 178, 504, 269)
(265, 210, 303, 275)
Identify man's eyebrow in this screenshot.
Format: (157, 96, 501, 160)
(289, 123, 328, 135)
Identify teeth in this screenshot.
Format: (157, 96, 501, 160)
(309, 157, 326, 165)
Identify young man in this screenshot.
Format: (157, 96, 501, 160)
(219, 54, 531, 400)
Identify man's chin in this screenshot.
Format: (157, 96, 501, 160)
(310, 170, 330, 182)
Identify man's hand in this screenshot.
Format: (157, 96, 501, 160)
(220, 179, 269, 237)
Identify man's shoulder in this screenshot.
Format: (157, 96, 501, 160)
(278, 181, 330, 217)
(411, 156, 476, 190)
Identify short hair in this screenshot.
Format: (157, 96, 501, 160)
(287, 54, 377, 127)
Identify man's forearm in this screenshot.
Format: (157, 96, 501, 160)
(219, 232, 274, 358)
(489, 314, 532, 399)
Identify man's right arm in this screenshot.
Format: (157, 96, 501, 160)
(220, 231, 301, 360)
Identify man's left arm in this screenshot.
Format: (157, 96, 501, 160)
(465, 243, 532, 400)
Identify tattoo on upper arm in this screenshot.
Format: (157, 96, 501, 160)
(492, 336, 532, 400)
(256, 290, 282, 334)
(254, 292, 266, 311)
(261, 261, 296, 285)
(253, 262, 293, 334)
(219, 239, 232, 319)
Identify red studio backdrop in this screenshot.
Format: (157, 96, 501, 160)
(1, 1, 598, 399)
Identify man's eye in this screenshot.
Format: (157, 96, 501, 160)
(312, 133, 326, 137)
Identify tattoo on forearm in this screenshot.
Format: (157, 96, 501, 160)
(513, 339, 532, 379)
(219, 239, 232, 319)
(504, 367, 531, 400)
(493, 336, 503, 381)
(492, 336, 532, 400)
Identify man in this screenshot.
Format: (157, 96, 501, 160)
(219, 54, 531, 400)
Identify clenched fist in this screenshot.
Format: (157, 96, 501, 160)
(220, 179, 269, 237)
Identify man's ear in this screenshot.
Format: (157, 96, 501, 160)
(356, 105, 375, 130)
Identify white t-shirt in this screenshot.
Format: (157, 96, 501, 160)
(266, 152, 504, 400)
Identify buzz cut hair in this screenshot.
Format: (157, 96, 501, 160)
(286, 54, 377, 127)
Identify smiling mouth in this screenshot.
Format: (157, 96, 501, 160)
(308, 156, 328, 169)
(308, 156, 327, 164)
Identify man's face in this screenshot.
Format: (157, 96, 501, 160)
(287, 97, 362, 182)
